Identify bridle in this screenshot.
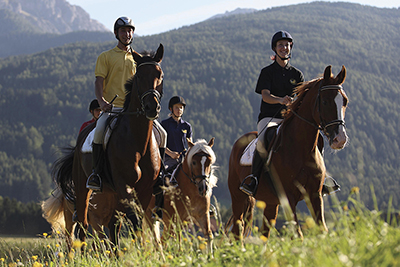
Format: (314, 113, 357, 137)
(179, 152, 211, 194)
(119, 61, 163, 118)
(290, 82, 346, 138)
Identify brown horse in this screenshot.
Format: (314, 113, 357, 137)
(147, 138, 218, 252)
(55, 44, 164, 247)
(226, 65, 349, 240)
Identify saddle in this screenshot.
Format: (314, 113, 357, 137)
(81, 115, 120, 153)
(240, 125, 280, 166)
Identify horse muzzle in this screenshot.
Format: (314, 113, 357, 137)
(329, 126, 348, 150)
(141, 90, 161, 120)
(197, 179, 208, 197)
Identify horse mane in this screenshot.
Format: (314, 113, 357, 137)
(185, 139, 218, 189)
(123, 50, 157, 110)
(282, 77, 322, 120)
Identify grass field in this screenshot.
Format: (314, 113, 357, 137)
(0, 189, 399, 267)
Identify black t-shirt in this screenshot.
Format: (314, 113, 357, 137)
(255, 61, 304, 121)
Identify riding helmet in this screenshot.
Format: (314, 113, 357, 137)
(168, 96, 186, 110)
(89, 99, 100, 112)
(114, 16, 135, 32)
(271, 30, 293, 50)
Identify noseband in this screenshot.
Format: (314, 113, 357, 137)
(291, 83, 346, 137)
(179, 152, 211, 188)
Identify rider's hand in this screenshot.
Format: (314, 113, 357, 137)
(170, 151, 181, 160)
(100, 100, 112, 112)
(281, 95, 293, 106)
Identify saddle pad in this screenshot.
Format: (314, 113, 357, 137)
(81, 119, 158, 153)
(82, 128, 95, 153)
(239, 137, 257, 166)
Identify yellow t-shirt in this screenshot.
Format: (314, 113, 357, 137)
(95, 46, 136, 108)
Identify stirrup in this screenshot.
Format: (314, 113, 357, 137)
(86, 173, 102, 192)
(239, 175, 258, 196)
(322, 175, 341, 196)
(151, 207, 163, 219)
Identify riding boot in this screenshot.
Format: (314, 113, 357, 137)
(86, 143, 104, 192)
(318, 134, 341, 195)
(240, 149, 263, 196)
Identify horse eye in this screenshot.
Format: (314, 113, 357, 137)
(322, 100, 327, 105)
(192, 161, 196, 166)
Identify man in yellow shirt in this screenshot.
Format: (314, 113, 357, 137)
(86, 16, 136, 191)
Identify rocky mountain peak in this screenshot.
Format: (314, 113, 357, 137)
(0, 0, 109, 34)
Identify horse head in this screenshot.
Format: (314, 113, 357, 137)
(126, 43, 164, 120)
(185, 138, 217, 197)
(317, 65, 349, 149)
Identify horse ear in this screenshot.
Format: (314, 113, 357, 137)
(154, 43, 164, 63)
(208, 137, 215, 148)
(335, 65, 346, 84)
(132, 50, 142, 64)
(323, 65, 333, 81)
(187, 138, 194, 148)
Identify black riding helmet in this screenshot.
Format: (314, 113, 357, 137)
(89, 99, 100, 112)
(271, 30, 293, 51)
(114, 16, 135, 45)
(168, 96, 186, 110)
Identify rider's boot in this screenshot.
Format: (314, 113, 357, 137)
(317, 134, 341, 195)
(240, 149, 263, 197)
(86, 143, 104, 192)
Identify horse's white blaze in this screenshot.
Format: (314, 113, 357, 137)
(201, 156, 207, 176)
(332, 92, 348, 149)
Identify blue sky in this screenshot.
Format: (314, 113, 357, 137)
(67, 0, 399, 36)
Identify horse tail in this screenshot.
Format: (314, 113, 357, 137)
(41, 187, 66, 232)
(52, 146, 76, 201)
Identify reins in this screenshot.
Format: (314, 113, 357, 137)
(111, 61, 162, 117)
(289, 83, 345, 136)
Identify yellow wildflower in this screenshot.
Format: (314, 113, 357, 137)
(256, 200, 266, 210)
(260, 235, 268, 243)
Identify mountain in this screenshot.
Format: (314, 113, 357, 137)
(0, 2, 399, 211)
(208, 8, 257, 20)
(0, 0, 109, 34)
(0, 0, 114, 58)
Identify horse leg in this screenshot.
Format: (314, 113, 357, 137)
(63, 199, 76, 252)
(72, 152, 91, 246)
(288, 199, 304, 240)
(261, 204, 279, 239)
(308, 192, 328, 232)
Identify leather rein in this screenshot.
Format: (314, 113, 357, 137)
(290, 83, 346, 137)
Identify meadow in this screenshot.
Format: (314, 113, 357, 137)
(0, 189, 399, 267)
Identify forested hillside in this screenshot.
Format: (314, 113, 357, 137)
(0, 2, 399, 211)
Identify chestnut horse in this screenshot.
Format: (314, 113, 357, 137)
(55, 44, 164, 247)
(226, 66, 349, 240)
(147, 138, 217, 251)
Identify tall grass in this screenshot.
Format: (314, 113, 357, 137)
(0, 189, 399, 266)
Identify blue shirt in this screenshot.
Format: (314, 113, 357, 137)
(161, 117, 192, 160)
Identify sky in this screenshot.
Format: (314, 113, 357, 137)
(67, 0, 399, 36)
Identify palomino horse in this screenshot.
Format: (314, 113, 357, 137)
(147, 138, 218, 251)
(41, 184, 118, 251)
(55, 44, 164, 247)
(227, 65, 349, 240)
